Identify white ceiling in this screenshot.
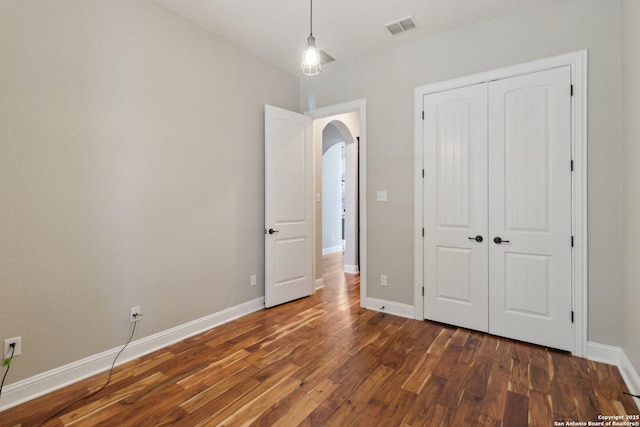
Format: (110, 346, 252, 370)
(155, 0, 551, 76)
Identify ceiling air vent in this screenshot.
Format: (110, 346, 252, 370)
(319, 50, 335, 65)
(385, 16, 417, 36)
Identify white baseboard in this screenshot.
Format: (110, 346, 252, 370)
(315, 278, 324, 290)
(365, 297, 415, 319)
(620, 350, 640, 407)
(322, 246, 343, 255)
(586, 341, 621, 365)
(344, 264, 359, 274)
(587, 341, 640, 408)
(0, 297, 265, 412)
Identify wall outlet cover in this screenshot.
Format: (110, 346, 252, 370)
(3, 336, 22, 357)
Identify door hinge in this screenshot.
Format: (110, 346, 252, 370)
(422, 169, 424, 178)
(571, 311, 574, 323)
(571, 236, 574, 247)
(422, 111, 425, 120)
(570, 85, 574, 96)
(422, 228, 424, 237)
(571, 160, 574, 171)
(422, 286, 424, 296)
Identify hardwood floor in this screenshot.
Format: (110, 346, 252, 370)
(2, 252, 638, 426)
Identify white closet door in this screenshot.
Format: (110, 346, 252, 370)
(487, 66, 572, 350)
(423, 83, 489, 332)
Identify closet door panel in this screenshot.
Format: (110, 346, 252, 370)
(423, 83, 489, 332)
(488, 66, 572, 351)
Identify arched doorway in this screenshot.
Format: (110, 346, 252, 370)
(307, 99, 366, 305)
(321, 120, 359, 274)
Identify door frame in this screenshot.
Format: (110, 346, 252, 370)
(306, 99, 367, 307)
(413, 51, 588, 356)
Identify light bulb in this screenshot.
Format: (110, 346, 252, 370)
(303, 46, 320, 66)
(301, 35, 321, 75)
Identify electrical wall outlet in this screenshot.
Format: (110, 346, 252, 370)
(381, 275, 388, 286)
(130, 306, 141, 323)
(251, 274, 257, 286)
(4, 336, 22, 357)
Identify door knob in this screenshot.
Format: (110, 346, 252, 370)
(268, 228, 280, 235)
(468, 235, 483, 242)
(493, 236, 510, 244)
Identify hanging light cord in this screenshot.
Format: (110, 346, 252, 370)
(310, 0, 313, 36)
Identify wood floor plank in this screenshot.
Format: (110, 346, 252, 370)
(250, 347, 349, 426)
(367, 390, 417, 427)
(180, 363, 260, 414)
(177, 349, 251, 390)
(94, 383, 191, 427)
(572, 376, 600, 422)
(529, 389, 553, 427)
(216, 376, 302, 427)
(426, 326, 455, 357)
(375, 325, 417, 370)
(191, 363, 300, 426)
(437, 362, 472, 410)
(508, 349, 530, 396)
(551, 380, 579, 421)
(476, 334, 501, 360)
(300, 398, 340, 427)
(431, 341, 463, 379)
(494, 340, 515, 373)
(503, 390, 528, 427)
(464, 355, 493, 399)
(1, 252, 637, 426)
(57, 372, 168, 426)
(178, 375, 261, 426)
(481, 368, 510, 421)
(401, 353, 439, 394)
(403, 375, 446, 427)
(292, 345, 351, 386)
(529, 349, 551, 394)
(366, 367, 419, 426)
(477, 413, 502, 427)
(327, 346, 380, 385)
(450, 391, 483, 426)
(409, 322, 444, 354)
(550, 350, 574, 385)
(269, 378, 339, 427)
(312, 363, 394, 426)
(458, 332, 483, 365)
(421, 403, 454, 427)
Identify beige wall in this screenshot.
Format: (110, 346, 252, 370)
(0, 0, 298, 383)
(300, 0, 623, 345)
(621, 0, 640, 375)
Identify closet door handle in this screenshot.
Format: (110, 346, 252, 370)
(267, 228, 280, 235)
(468, 235, 483, 242)
(493, 236, 510, 244)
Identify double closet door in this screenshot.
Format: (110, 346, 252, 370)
(422, 66, 572, 351)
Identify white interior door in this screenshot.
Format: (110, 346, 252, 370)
(264, 105, 313, 308)
(488, 67, 572, 350)
(423, 83, 489, 332)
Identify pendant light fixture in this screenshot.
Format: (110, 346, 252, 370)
(301, 0, 321, 75)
